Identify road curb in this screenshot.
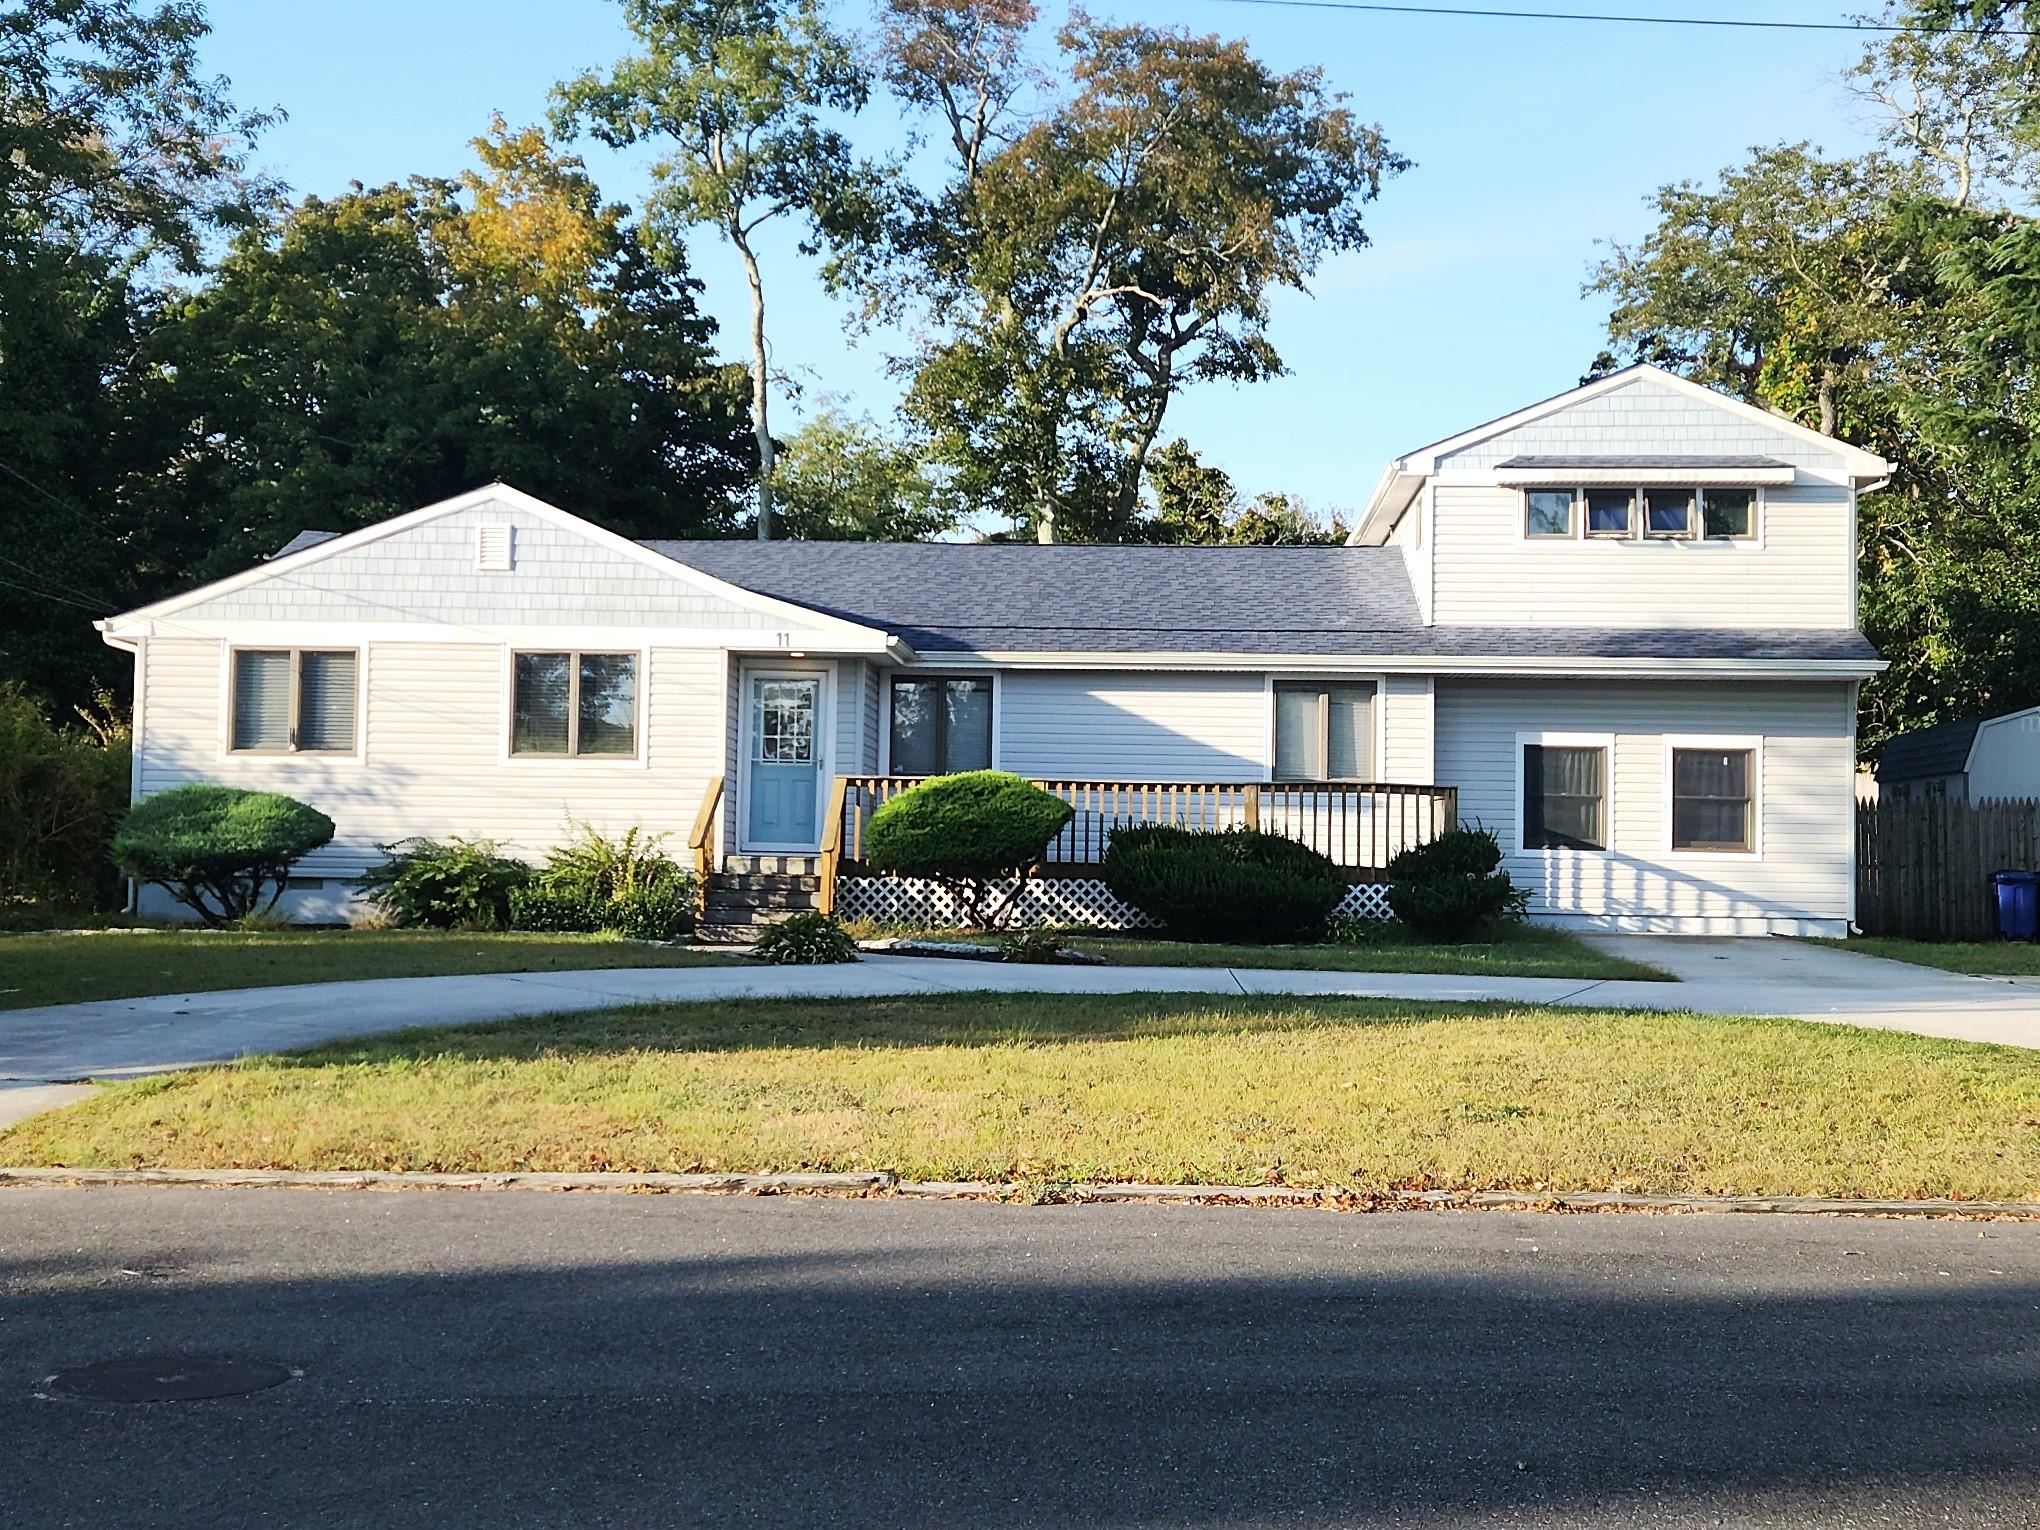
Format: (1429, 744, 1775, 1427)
(1, 1165, 2035, 1217)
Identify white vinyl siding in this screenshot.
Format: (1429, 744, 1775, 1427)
(1432, 481, 1853, 627)
(1434, 678, 1855, 929)
(136, 638, 724, 886)
(1381, 676, 1435, 783)
(996, 672, 1269, 780)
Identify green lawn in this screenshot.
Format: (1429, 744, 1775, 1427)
(1811, 937, 2040, 978)
(882, 925, 1668, 982)
(0, 929, 739, 1010)
(10, 993, 2037, 1201)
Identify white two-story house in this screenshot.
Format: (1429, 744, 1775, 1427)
(99, 364, 1889, 935)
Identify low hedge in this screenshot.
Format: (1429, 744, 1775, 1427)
(1385, 826, 1527, 941)
(1101, 824, 1347, 943)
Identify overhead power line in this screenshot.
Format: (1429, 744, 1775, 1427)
(1198, 0, 2040, 36)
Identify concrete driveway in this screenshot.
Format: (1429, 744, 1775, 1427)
(4, 939, 2039, 1130)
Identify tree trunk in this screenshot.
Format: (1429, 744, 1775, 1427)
(1817, 367, 1838, 438)
(734, 228, 774, 540)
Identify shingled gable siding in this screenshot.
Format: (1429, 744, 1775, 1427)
(174, 502, 786, 629)
(133, 636, 724, 919)
(1429, 378, 1855, 629)
(1434, 677, 1855, 934)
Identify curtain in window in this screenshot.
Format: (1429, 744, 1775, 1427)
(1672, 749, 1751, 849)
(513, 653, 572, 755)
(232, 650, 291, 750)
(1274, 686, 1323, 780)
(1524, 745, 1605, 849)
(296, 652, 356, 751)
(1327, 686, 1374, 780)
(577, 654, 637, 756)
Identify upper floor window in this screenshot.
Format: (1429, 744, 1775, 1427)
(890, 676, 993, 775)
(231, 648, 357, 753)
(1525, 486, 1761, 543)
(512, 651, 638, 757)
(1274, 681, 1376, 782)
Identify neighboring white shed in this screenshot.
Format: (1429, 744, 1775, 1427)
(1875, 705, 2040, 802)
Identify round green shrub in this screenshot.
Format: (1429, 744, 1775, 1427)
(111, 784, 335, 927)
(1101, 824, 1346, 943)
(1384, 826, 1528, 941)
(864, 771, 1074, 928)
(358, 836, 532, 930)
(751, 911, 859, 964)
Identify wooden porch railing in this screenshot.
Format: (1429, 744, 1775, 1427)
(828, 776, 1459, 898)
(687, 774, 723, 918)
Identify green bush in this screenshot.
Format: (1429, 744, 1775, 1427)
(112, 784, 335, 928)
(505, 884, 607, 934)
(751, 911, 859, 964)
(1101, 824, 1347, 943)
(1385, 826, 1529, 941)
(864, 771, 1074, 929)
(359, 837, 532, 930)
(537, 822, 687, 901)
(605, 879, 696, 942)
(0, 684, 130, 920)
(999, 926, 1069, 964)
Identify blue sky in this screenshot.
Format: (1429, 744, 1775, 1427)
(199, 1, 1883, 519)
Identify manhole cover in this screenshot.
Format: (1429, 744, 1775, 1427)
(40, 1356, 295, 1404)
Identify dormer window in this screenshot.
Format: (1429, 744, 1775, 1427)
(1703, 488, 1756, 539)
(1643, 487, 1694, 539)
(1585, 488, 1634, 538)
(1525, 490, 1574, 538)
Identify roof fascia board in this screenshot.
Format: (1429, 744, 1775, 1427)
(901, 650, 1885, 679)
(97, 616, 901, 653)
(1493, 464, 1798, 487)
(108, 483, 896, 648)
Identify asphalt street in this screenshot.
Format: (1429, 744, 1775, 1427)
(4, 1190, 2038, 1528)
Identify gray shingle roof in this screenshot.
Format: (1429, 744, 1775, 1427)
(265, 529, 1879, 664)
(1495, 455, 1793, 470)
(1875, 717, 1983, 782)
(271, 529, 342, 558)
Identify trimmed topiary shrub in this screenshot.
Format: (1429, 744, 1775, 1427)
(111, 784, 336, 927)
(358, 836, 532, 930)
(1101, 824, 1347, 943)
(751, 911, 859, 964)
(863, 771, 1075, 929)
(1385, 825, 1528, 941)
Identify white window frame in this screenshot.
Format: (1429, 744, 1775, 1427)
(880, 670, 1001, 776)
(499, 646, 650, 767)
(1515, 730, 1615, 857)
(222, 644, 364, 759)
(1661, 734, 1764, 860)
(1518, 486, 1766, 547)
(1264, 675, 1388, 784)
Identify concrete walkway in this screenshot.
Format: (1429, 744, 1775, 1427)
(3, 938, 2039, 1129)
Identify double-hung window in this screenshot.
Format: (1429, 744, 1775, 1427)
(1522, 742, 1607, 851)
(889, 676, 993, 775)
(231, 649, 357, 753)
(1669, 744, 1756, 852)
(1274, 682, 1376, 781)
(512, 652, 638, 757)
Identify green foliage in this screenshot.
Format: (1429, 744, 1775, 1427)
(112, 785, 335, 928)
(0, 684, 130, 918)
(505, 884, 608, 934)
(553, 0, 874, 537)
(1384, 827, 1528, 943)
(875, 9, 1405, 539)
(750, 910, 860, 963)
(1322, 913, 1396, 946)
(865, 771, 1074, 928)
(1101, 825, 1347, 943)
(773, 407, 964, 540)
(1140, 439, 1346, 545)
(359, 838, 532, 931)
(999, 926, 1069, 964)
(605, 880, 698, 942)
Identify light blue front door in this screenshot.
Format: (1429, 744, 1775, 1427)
(745, 675, 822, 849)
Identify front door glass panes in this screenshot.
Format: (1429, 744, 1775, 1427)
(756, 680, 816, 763)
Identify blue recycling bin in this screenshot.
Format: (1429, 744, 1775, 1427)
(1991, 871, 2040, 942)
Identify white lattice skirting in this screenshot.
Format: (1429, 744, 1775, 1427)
(836, 877, 1392, 931)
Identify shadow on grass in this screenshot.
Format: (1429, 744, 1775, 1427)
(5, 1202, 2038, 1527)
(255, 991, 1835, 1072)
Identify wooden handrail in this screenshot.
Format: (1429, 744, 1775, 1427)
(829, 776, 1457, 874)
(817, 775, 851, 917)
(687, 775, 724, 912)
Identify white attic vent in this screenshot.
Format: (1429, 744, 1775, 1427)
(475, 524, 515, 572)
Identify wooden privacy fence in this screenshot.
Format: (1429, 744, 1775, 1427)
(1856, 796, 2040, 940)
(830, 776, 1458, 881)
